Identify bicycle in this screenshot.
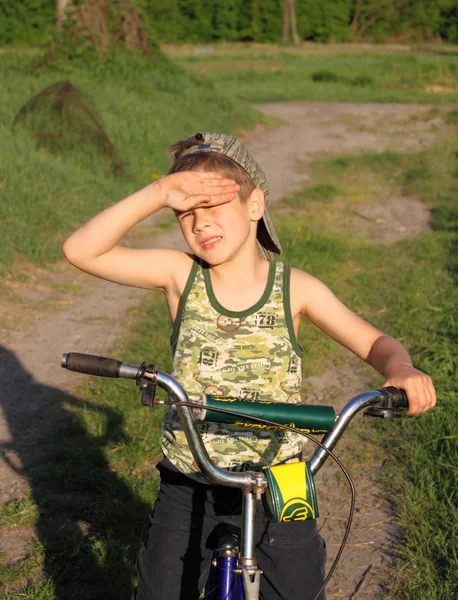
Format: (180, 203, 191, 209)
(61, 352, 408, 600)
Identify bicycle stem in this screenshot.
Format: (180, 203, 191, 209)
(240, 491, 257, 564)
(156, 371, 265, 579)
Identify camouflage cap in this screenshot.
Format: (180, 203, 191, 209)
(180, 132, 282, 261)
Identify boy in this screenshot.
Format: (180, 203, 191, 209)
(63, 132, 436, 600)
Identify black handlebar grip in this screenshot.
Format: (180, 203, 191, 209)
(381, 386, 409, 408)
(62, 353, 123, 378)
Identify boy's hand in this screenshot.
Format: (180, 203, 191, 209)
(382, 364, 436, 416)
(157, 172, 240, 212)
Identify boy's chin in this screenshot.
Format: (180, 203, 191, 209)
(195, 253, 224, 266)
(192, 247, 228, 266)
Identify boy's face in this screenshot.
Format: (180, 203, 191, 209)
(176, 188, 263, 265)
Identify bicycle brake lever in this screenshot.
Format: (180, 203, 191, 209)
(364, 386, 408, 419)
(136, 363, 157, 407)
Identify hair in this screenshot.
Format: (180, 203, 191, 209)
(168, 134, 255, 201)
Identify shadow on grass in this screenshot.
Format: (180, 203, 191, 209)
(0, 345, 150, 599)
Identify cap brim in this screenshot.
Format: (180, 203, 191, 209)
(257, 210, 282, 261)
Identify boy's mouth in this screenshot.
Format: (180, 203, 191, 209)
(200, 236, 222, 249)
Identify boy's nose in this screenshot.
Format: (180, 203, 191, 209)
(192, 208, 211, 233)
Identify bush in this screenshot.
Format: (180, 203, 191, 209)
(311, 70, 341, 83)
(0, 0, 55, 47)
(2, 1, 458, 51)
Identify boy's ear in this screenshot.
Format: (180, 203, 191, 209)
(248, 188, 265, 222)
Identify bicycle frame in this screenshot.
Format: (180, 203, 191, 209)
(61, 353, 407, 600)
(205, 543, 245, 600)
(156, 370, 401, 600)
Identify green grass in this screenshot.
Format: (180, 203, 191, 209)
(274, 140, 458, 599)
(0, 498, 38, 528)
(165, 44, 458, 104)
(2, 41, 458, 599)
(3, 44, 457, 276)
(2, 132, 457, 598)
(0, 50, 260, 275)
(445, 109, 458, 125)
(284, 183, 341, 208)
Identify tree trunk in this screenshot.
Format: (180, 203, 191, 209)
(289, 0, 300, 45)
(56, 0, 72, 28)
(282, 0, 290, 43)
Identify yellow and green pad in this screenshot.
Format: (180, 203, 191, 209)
(263, 461, 319, 522)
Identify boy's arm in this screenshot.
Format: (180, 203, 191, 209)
(365, 335, 435, 415)
(62, 172, 239, 291)
(292, 269, 436, 416)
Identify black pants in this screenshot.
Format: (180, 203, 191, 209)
(133, 459, 326, 600)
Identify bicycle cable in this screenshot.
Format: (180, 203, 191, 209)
(157, 399, 356, 600)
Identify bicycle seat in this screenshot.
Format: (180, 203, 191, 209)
(206, 523, 241, 551)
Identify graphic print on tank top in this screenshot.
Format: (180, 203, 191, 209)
(162, 259, 305, 479)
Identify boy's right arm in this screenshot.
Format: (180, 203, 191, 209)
(62, 172, 239, 292)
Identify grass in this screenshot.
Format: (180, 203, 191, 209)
(0, 49, 261, 276)
(2, 42, 457, 276)
(2, 129, 457, 597)
(446, 109, 458, 124)
(284, 183, 341, 208)
(2, 41, 458, 598)
(275, 139, 458, 599)
(0, 498, 38, 528)
(164, 42, 458, 104)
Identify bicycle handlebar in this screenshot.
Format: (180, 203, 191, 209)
(198, 396, 336, 433)
(381, 386, 408, 408)
(62, 353, 141, 379)
(308, 386, 407, 474)
(364, 386, 408, 415)
(62, 352, 260, 489)
(61, 352, 409, 483)
(61, 352, 410, 600)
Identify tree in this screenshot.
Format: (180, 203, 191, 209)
(51, 0, 157, 61)
(350, 0, 406, 40)
(283, 0, 300, 44)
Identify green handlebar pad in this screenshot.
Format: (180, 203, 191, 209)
(202, 396, 335, 434)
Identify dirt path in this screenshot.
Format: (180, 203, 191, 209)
(0, 102, 443, 596)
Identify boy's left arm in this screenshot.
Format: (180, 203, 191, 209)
(293, 270, 436, 416)
(364, 335, 436, 416)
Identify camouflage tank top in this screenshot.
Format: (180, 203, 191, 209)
(161, 258, 305, 481)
